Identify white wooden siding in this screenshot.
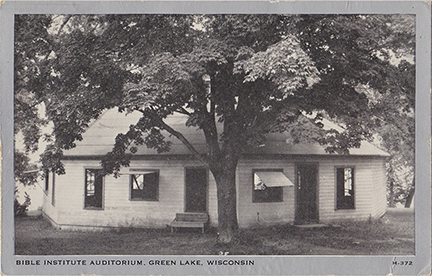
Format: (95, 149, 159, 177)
(236, 159, 295, 227)
(41, 171, 59, 225)
(237, 156, 387, 226)
(371, 159, 387, 217)
(317, 157, 387, 222)
(54, 160, 218, 228)
(47, 155, 387, 229)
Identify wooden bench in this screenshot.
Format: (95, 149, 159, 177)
(169, 213, 209, 233)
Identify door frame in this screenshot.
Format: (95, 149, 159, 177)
(83, 168, 105, 210)
(184, 166, 209, 213)
(294, 162, 319, 223)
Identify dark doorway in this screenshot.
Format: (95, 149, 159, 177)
(185, 168, 207, 213)
(295, 164, 318, 223)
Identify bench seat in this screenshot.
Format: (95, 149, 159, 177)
(169, 213, 209, 233)
(170, 221, 206, 228)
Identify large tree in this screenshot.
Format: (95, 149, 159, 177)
(14, 14, 415, 243)
(296, 15, 415, 207)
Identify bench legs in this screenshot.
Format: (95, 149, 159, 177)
(169, 226, 205, 233)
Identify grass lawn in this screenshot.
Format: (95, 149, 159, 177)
(15, 208, 414, 255)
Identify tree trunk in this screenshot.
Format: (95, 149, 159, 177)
(389, 180, 395, 207)
(404, 186, 415, 208)
(211, 159, 239, 244)
(404, 176, 415, 208)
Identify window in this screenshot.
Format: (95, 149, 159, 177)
(51, 173, 56, 206)
(130, 171, 159, 201)
(336, 167, 355, 209)
(44, 170, 49, 192)
(252, 169, 286, 203)
(85, 169, 104, 209)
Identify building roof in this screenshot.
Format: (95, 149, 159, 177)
(64, 109, 390, 158)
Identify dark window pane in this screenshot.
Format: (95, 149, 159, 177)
(336, 167, 355, 209)
(44, 171, 49, 191)
(51, 173, 55, 206)
(130, 172, 158, 201)
(85, 169, 103, 208)
(252, 170, 283, 203)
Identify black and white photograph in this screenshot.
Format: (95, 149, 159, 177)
(2, 1, 431, 275)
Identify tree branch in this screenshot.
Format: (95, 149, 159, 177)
(199, 110, 221, 160)
(209, 76, 216, 117)
(41, 15, 74, 62)
(139, 110, 209, 166)
(57, 15, 72, 36)
(196, 76, 221, 162)
(175, 107, 191, 116)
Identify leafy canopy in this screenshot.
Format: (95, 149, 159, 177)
(14, 14, 414, 177)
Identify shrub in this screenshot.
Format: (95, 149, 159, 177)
(15, 192, 31, 217)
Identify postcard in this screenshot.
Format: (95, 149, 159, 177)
(1, 1, 430, 275)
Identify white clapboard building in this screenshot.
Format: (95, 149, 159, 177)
(42, 109, 389, 230)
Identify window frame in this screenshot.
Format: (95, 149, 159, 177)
(129, 169, 160, 201)
(51, 173, 55, 206)
(335, 166, 355, 210)
(84, 168, 104, 210)
(44, 170, 49, 193)
(252, 168, 284, 203)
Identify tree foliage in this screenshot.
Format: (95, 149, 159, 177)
(14, 14, 415, 241)
(295, 15, 415, 206)
(14, 150, 39, 186)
